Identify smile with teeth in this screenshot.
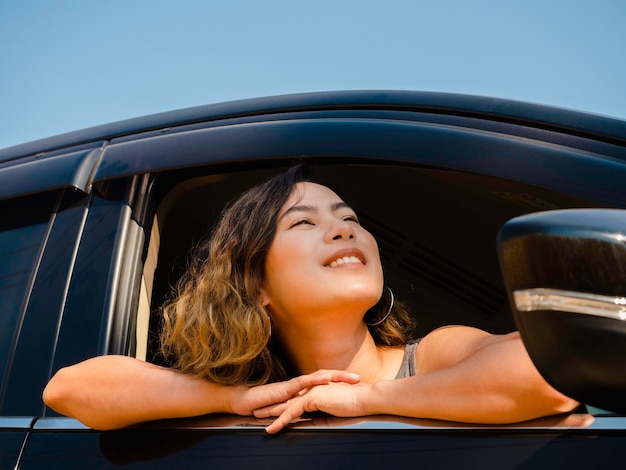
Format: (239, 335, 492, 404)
(327, 256, 363, 267)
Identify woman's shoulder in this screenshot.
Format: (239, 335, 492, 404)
(415, 325, 504, 374)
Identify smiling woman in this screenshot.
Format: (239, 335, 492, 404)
(42, 165, 578, 433)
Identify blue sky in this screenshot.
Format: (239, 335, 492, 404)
(1, 0, 625, 150)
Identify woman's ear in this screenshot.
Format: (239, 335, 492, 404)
(258, 287, 271, 307)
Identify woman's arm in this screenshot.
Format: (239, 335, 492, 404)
(43, 355, 360, 430)
(256, 327, 578, 433)
(368, 327, 578, 423)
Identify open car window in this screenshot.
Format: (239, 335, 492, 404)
(141, 163, 604, 364)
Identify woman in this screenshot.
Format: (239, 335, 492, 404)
(43, 166, 577, 433)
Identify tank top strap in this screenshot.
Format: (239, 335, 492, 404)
(394, 338, 421, 379)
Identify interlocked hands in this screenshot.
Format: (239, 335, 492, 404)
(228, 370, 370, 434)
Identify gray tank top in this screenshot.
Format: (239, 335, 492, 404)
(394, 339, 421, 379)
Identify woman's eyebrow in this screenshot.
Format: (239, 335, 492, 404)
(331, 202, 352, 212)
(279, 202, 352, 222)
(279, 204, 316, 221)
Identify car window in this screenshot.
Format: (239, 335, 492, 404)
(143, 163, 605, 362)
(0, 193, 56, 395)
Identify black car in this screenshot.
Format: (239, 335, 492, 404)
(1, 90, 626, 469)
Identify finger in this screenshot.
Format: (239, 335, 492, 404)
(291, 370, 360, 392)
(265, 403, 307, 434)
(253, 402, 288, 418)
(270, 371, 359, 404)
(319, 370, 362, 384)
(264, 377, 316, 403)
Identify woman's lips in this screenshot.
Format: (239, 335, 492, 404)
(324, 250, 365, 267)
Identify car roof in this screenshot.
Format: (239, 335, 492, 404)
(2, 90, 626, 163)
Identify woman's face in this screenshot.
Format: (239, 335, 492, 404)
(259, 182, 384, 322)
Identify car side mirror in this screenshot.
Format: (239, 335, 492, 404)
(498, 209, 626, 414)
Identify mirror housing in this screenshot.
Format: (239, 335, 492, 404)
(498, 209, 626, 413)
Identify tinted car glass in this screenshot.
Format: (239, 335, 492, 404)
(0, 193, 56, 394)
(1, 193, 89, 416)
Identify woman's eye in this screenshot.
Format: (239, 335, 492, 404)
(290, 218, 314, 228)
(343, 215, 360, 224)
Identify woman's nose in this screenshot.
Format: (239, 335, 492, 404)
(325, 219, 356, 242)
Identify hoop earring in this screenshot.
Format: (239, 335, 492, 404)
(365, 286, 394, 327)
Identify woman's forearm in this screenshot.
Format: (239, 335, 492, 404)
(43, 356, 362, 431)
(43, 355, 235, 430)
(366, 335, 578, 423)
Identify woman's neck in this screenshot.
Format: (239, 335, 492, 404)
(274, 318, 403, 383)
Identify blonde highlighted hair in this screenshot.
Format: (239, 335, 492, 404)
(160, 166, 415, 385)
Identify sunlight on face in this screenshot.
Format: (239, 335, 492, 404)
(259, 183, 384, 324)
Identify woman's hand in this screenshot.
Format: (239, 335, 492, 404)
(252, 381, 372, 434)
(228, 370, 361, 417)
